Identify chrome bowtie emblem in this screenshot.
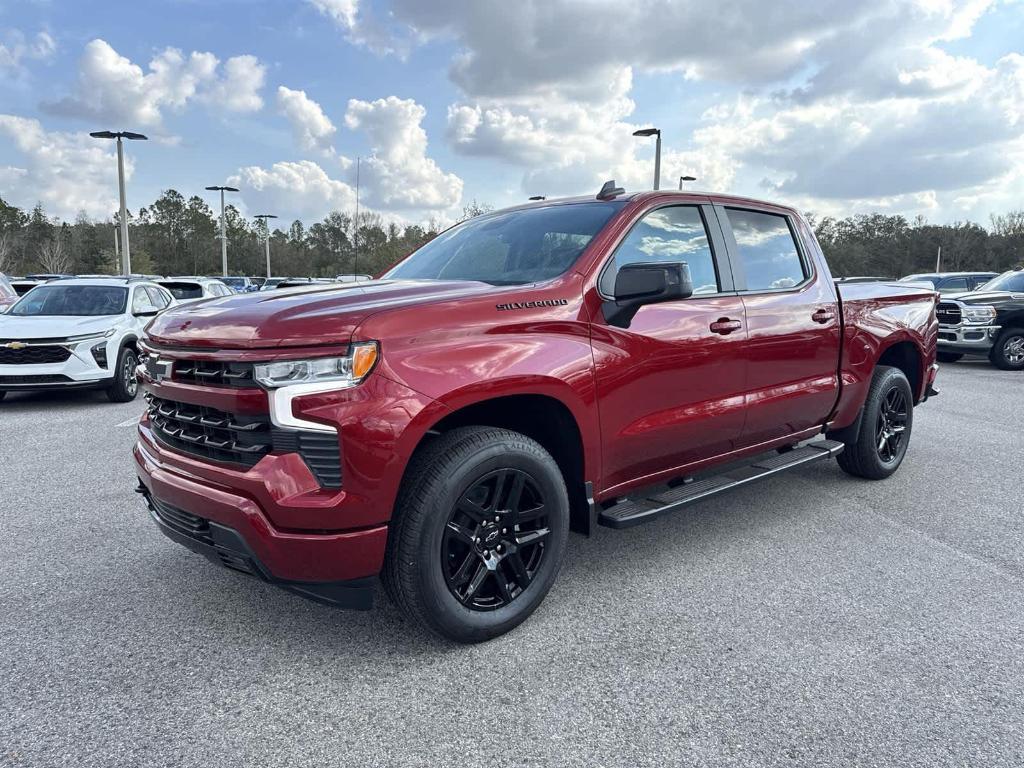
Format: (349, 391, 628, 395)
(2, 341, 28, 350)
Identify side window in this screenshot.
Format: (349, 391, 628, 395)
(725, 208, 807, 291)
(146, 286, 170, 308)
(601, 206, 719, 296)
(940, 278, 967, 294)
(131, 286, 159, 313)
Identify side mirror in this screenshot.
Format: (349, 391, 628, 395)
(602, 262, 693, 328)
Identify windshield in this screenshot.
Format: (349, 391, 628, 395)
(159, 282, 203, 300)
(384, 203, 623, 285)
(977, 271, 1024, 292)
(10, 285, 128, 316)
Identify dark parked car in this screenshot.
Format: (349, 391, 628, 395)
(936, 269, 1024, 369)
(900, 272, 997, 294)
(219, 276, 259, 293)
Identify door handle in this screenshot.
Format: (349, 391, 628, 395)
(812, 308, 836, 324)
(709, 318, 742, 335)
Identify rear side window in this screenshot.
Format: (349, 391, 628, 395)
(726, 208, 808, 291)
(601, 206, 719, 295)
(939, 278, 968, 294)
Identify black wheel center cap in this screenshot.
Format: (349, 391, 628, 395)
(480, 525, 501, 549)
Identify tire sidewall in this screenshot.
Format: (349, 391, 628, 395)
(862, 367, 914, 477)
(992, 329, 1024, 370)
(414, 440, 569, 641)
(108, 346, 138, 402)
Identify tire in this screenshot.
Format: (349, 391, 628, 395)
(936, 352, 963, 363)
(988, 328, 1024, 371)
(106, 346, 139, 403)
(837, 365, 914, 480)
(382, 426, 569, 643)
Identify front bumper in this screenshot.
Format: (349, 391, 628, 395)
(937, 324, 1000, 353)
(0, 340, 116, 390)
(134, 435, 388, 608)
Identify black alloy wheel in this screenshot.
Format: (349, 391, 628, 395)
(875, 385, 908, 464)
(442, 468, 549, 610)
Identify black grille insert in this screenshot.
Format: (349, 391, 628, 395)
(937, 302, 962, 325)
(146, 393, 272, 467)
(0, 345, 71, 364)
(0, 374, 73, 385)
(145, 393, 342, 487)
(174, 360, 257, 388)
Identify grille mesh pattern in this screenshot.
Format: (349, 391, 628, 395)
(146, 393, 272, 466)
(173, 360, 257, 388)
(0, 345, 71, 364)
(936, 302, 962, 325)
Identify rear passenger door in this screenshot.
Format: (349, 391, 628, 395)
(717, 205, 841, 447)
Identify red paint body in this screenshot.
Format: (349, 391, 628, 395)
(135, 192, 937, 590)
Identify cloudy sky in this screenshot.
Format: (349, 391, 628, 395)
(1, 0, 1022, 229)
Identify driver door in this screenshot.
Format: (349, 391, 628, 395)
(590, 203, 748, 494)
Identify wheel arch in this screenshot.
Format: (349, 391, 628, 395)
(403, 389, 596, 535)
(876, 339, 923, 404)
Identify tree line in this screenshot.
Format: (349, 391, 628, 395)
(0, 191, 1021, 279)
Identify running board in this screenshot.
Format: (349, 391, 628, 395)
(597, 440, 844, 530)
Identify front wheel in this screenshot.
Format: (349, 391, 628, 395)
(383, 426, 569, 643)
(837, 365, 914, 480)
(936, 351, 963, 363)
(989, 328, 1024, 371)
(106, 346, 139, 403)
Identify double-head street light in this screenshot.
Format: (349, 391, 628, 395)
(90, 130, 148, 276)
(254, 214, 278, 279)
(632, 127, 661, 191)
(679, 175, 697, 190)
(205, 185, 239, 277)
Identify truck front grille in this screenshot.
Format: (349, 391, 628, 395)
(173, 360, 257, 388)
(146, 393, 272, 467)
(145, 392, 342, 487)
(0, 345, 72, 364)
(936, 302, 962, 326)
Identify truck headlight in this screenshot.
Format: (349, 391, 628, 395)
(253, 341, 379, 389)
(962, 305, 996, 325)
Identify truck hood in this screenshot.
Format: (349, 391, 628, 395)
(145, 279, 496, 349)
(943, 290, 1024, 306)
(0, 313, 119, 340)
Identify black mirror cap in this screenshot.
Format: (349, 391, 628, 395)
(603, 262, 694, 328)
(134, 310, 159, 317)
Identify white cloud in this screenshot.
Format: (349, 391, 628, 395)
(0, 115, 123, 219)
(277, 86, 337, 154)
(308, 0, 359, 30)
(44, 39, 266, 128)
(229, 160, 356, 223)
(0, 29, 55, 75)
(344, 96, 463, 210)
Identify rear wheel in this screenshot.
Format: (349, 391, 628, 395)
(936, 351, 963, 363)
(106, 346, 139, 403)
(837, 365, 913, 480)
(383, 426, 569, 643)
(989, 328, 1024, 371)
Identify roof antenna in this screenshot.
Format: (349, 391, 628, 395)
(596, 180, 625, 200)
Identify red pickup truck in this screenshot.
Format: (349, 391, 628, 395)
(135, 186, 939, 642)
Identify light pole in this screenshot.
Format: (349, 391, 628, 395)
(679, 175, 697, 190)
(90, 130, 147, 276)
(254, 214, 278, 279)
(633, 127, 661, 190)
(205, 185, 239, 276)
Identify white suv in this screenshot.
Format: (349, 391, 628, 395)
(0, 278, 175, 403)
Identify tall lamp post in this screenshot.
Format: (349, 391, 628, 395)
(679, 175, 697, 190)
(90, 130, 147, 276)
(205, 185, 239, 276)
(254, 214, 278, 279)
(632, 127, 661, 191)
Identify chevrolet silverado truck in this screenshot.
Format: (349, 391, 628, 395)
(935, 269, 1024, 370)
(134, 185, 939, 642)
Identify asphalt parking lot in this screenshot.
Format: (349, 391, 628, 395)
(1, 361, 1022, 767)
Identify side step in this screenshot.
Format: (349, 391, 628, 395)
(598, 440, 844, 529)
